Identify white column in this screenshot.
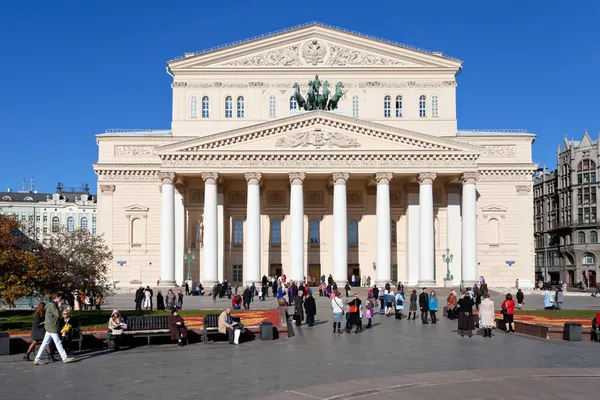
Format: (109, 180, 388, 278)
(447, 184, 462, 285)
(332, 173, 349, 285)
(406, 184, 420, 286)
(289, 172, 305, 283)
(376, 172, 393, 285)
(217, 190, 225, 284)
(174, 184, 185, 285)
(245, 173, 262, 287)
(159, 172, 176, 286)
(461, 172, 479, 285)
(202, 172, 219, 287)
(418, 172, 436, 287)
(516, 184, 534, 288)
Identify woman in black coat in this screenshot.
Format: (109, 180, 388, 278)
(456, 293, 475, 337)
(156, 291, 165, 310)
(303, 292, 317, 327)
(293, 290, 304, 326)
(24, 302, 54, 362)
(347, 293, 362, 334)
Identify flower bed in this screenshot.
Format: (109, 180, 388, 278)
(494, 312, 592, 328)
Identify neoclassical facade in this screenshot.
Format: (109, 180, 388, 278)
(94, 23, 536, 288)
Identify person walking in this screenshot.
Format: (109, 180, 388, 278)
(242, 286, 252, 310)
(419, 288, 429, 324)
(543, 289, 554, 309)
(516, 289, 525, 309)
(293, 290, 304, 326)
(344, 282, 351, 298)
(250, 283, 256, 302)
(555, 287, 564, 310)
(365, 298, 374, 328)
(304, 292, 316, 327)
(480, 293, 495, 338)
(408, 289, 418, 320)
(456, 292, 474, 337)
(331, 291, 344, 333)
(185, 282, 190, 296)
(33, 294, 74, 364)
(501, 293, 516, 333)
(177, 289, 184, 309)
(447, 289, 458, 320)
(394, 290, 404, 320)
(372, 285, 379, 303)
(134, 286, 144, 311)
(428, 290, 438, 324)
(347, 293, 362, 334)
(24, 302, 55, 362)
(592, 282, 600, 297)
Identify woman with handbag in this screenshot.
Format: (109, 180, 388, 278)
(501, 293, 516, 333)
(456, 292, 474, 337)
(347, 293, 362, 334)
(293, 290, 304, 326)
(331, 291, 344, 333)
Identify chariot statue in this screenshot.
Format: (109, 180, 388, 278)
(291, 74, 345, 112)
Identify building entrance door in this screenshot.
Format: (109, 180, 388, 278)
(549, 272, 560, 285)
(308, 264, 320, 286)
(348, 264, 360, 286)
(270, 264, 282, 278)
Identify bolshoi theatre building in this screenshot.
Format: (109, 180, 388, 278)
(94, 23, 536, 289)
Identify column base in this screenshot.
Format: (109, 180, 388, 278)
(203, 280, 218, 289)
(158, 280, 176, 287)
(417, 280, 436, 288)
(443, 280, 455, 288)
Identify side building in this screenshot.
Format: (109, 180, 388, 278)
(534, 131, 599, 287)
(0, 183, 97, 241)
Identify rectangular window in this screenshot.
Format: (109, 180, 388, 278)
(578, 174, 582, 184)
(232, 264, 243, 283)
(35, 215, 40, 222)
(578, 189, 582, 205)
(593, 187, 597, 204)
(270, 220, 281, 245)
(578, 208, 583, 224)
(593, 207, 597, 223)
(584, 207, 591, 223)
(584, 173, 590, 183)
(584, 187, 590, 204)
(592, 172, 597, 183)
(391, 220, 397, 245)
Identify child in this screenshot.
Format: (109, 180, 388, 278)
(318, 283, 324, 297)
(366, 298, 374, 328)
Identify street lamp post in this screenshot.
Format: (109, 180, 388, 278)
(442, 248, 454, 285)
(185, 248, 195, 282)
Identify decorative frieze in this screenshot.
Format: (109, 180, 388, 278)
(358, 80, 456, 89)
(275, 129, 361, 149)
(267, 191, 285, 205)
(114, 145, 157, 157)
(188, 189, 204, 204)
(482, 145, 516, 157)
(516, 184, 532, 193)
(478, 169, 535, 181)
(305, 191, 324, 206)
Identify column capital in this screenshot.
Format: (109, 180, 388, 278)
(418, 172, 437, 185)
(245, 172, 263, 185)
(446, 183, 462, 193)
(461, 172, 480, 184)
(331, 172, 349, 185)
(289, 172, 306, 185)
(201, 172, 219, 184)
(375, 172, 393, 185)
(99, 184, 115, 194)
(159, 172, 176, 185)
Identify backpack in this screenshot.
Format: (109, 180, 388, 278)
(396, 296, 404, 306)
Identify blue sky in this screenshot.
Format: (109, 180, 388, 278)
(1, 0, 598, 193)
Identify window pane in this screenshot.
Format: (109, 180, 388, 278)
(233, 264, 243, 282)
(391, 220, 397, 244)
(67, 217, 74, 232)
(348, 219, 358, 244)
(431, 95, 438, 117)
(395, 96, 402, 117)
(290, 96, 298, 110)
(237, 96, 244, 118)
(225, 96, 232, 118)
(269, 96, 276, 118)
(271, 220, 281, 244)
(190, 96, 197, 118)
(309, 220, 320, 244)
(352, 95, 359, 117)
(419, 95, 426, 117)
(202, 96, 209, 118)
(233, 220, 243, 244)
(384, 96, 391, 118)
(81, 217, 88, 230)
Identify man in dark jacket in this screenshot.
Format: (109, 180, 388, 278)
(242, 287, 252, 310)
(303, 292, 317, 326)
(250, 283, 256, 302)
(419, 288, 429, 324)
(134, 286, 144, 311)
(34, 294, 74, 364)
(373, 285, 379, 301)
(344, 282, 351, 297)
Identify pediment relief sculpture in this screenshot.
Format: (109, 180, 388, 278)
(275, 129, 361, 149)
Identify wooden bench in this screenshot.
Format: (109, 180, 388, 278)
(69, 323, 83, 352)
(202, 314, 242, 343)
(121, 316, 172, 347)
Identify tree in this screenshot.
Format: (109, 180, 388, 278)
(0, 214, 48, 305)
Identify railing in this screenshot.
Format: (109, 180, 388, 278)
(171, 22, 460, 61)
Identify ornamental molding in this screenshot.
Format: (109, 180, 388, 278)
(358, 80, 456, 89)
(275, 129, 361, 149)
(184, 80, 455, 89)
(99, 184, 116, 194)
(162, 153, 479, 169)
(95, 166, 160, 182)
(188, 188, 204, 204)
(516, 184, 532, 193)
(219, 39, 410, 67)
(245, 172, 263, 184)
(114, 145, 157, 157)
(461, 172, 480, 183)
(305, 191, 325, 206)
(158, 172, 176, 184)
(331, 172, 350, 184)
(375, 172, 393, 184)
(201, 172, 219, 184)
(481, 145, 516, 157)
(289, 172, 306, 184)
(267, 191, 286, 206)
(418, 172, 437, 184)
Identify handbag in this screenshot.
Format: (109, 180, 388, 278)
(501, 308, 507, 315)
(349, 305, 358, 313)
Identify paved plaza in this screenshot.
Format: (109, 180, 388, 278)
(1, 296, 599, 399)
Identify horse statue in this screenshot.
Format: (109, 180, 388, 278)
(292, 82, 306, 110)
(327, 82, 345, 111)
(306, 82, 317, 111)
(317, 81, 330, 110)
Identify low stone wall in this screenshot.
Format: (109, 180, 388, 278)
(494, 318, 593, 340)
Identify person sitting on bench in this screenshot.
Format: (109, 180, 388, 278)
(168, 307, 187, 346)
(218, 307, 243, 345)
(107, 310, 126, 350)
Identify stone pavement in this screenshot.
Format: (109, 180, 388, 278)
(1, 303, 599, 399)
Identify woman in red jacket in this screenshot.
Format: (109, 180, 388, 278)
(501, 293, 516, 333)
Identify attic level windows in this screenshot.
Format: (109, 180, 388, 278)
(269, 95, 276, 118)
(395, 96, 403, 117)
(352, 95, 359, 117)
(201, 96, 209, 118)
(225, 96, 233, 118)
(419, 95, 427, 117)
(384, 95, 391, 118)
(237, 96, 245, 118)
(290, 96, 298, 110)
(431, 95, 439, 117)
(190, 95, 198, 118)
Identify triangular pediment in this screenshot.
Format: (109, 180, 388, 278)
(481, 204, 507, 213)
(168, 24, 461, 70)
(124, 204, 149, 212)
(158, 111, 481, 154)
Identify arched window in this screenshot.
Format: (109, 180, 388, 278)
(591, 231, 598, 243)
(352, 95, 359, 117)
(384, 95, 391, 118)
(419, 95, 427, 117)
(233, 220, 243, 244)
(131, 218, 143, 245)
(270, 220, 281, 244)
(190, 95, 198, 118)
(309, 220, 320, 244)
(348, 219, 358, 244)
(237, 96, 244, 118)
(201, 96, 209, 118)
(289, 96, 298, 110)
(80, 217, 88, 230)
(269, 95, 276, 118)
(51, 216, 60, 232)
(582, 253, 596, 265)
(578, 159, 596, 171)
(391, 220, 397, 245)
(395, 95, 403, 117)
(489, 218, 499, 245)
(225, 96, 233, 118)
(431, 95, 439, 117)
(67, 217, 74, 232)
(578, 231, 586, 244)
